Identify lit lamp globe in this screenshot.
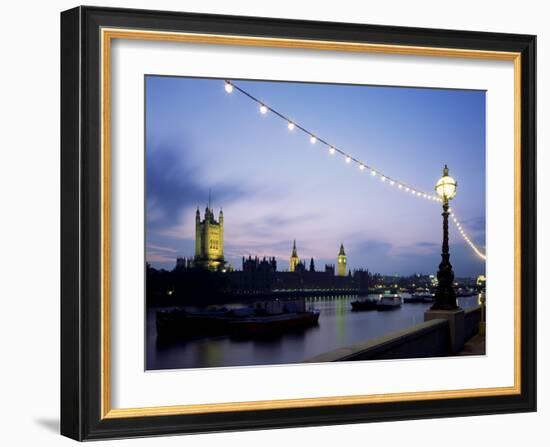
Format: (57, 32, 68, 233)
(435, 164, 457, 202)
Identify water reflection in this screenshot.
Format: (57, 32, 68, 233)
(147, 295, 480, 370)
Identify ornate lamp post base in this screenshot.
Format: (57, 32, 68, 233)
(431, 170, 460, 312)
(425, 199, 463, 350)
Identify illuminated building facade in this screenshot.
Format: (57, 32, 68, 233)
(337, 243, 347, 276)
(194, 206, 225, 271)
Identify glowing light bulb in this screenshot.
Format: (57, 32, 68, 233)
(405, 187, 410, 192)
(288, 122, 295, 131)
(398, 184, 403, 189)
(345, 156, 351, 163)
(381, 176, 386, 182)
(390, 180, 395, 186)
(309, 136, 317, 144)
(329, 147, 336, 155)
(260, 104, 268, 114)
(371, 170, 376, 176)
(359, 164, 365, 170)
(224, 82, 233, 93)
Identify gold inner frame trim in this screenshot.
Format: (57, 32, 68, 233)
(100, 27, 522, 419)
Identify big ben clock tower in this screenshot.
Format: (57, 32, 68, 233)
(337, 243, 347, 276)
(289, 240, 300, 272)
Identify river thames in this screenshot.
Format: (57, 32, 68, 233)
(146, 295, 480, 370)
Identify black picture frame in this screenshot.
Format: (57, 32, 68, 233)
(61, 5, 536, 441)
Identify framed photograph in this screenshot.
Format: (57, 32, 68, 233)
(61, 6, 536, 441)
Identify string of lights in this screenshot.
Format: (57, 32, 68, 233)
(448, 207, 487, 260)
(223, 80, 486, 260)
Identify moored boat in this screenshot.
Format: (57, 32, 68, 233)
(404, 288, 434, 303)
(455, 287, 476, 297)
(156, 307, 235, 338)
(350, 298, 378, 311)
(227, 310, 320, 335)
(376, 295, 402, 310)
(156, 299, 320, 339)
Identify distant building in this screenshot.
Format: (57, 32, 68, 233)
(240, 255, 277, 290)
(289, 240, 300, 272)
(194, 206, 225, 271)
(337, 243, 347, 276)
(353, 269, 371, 292)
(294, 260, 307, 274)
(184, 205, 366, 289)
(169, 237, 372, 294)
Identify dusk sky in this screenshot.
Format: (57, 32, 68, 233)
(145, 76, 486, 277)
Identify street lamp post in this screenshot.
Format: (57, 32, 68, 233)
(431, 165, 460, 311)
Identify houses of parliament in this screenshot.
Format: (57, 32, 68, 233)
(174, 205, 371, 292)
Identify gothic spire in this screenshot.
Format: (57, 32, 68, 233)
(339, 243, 346, 256)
